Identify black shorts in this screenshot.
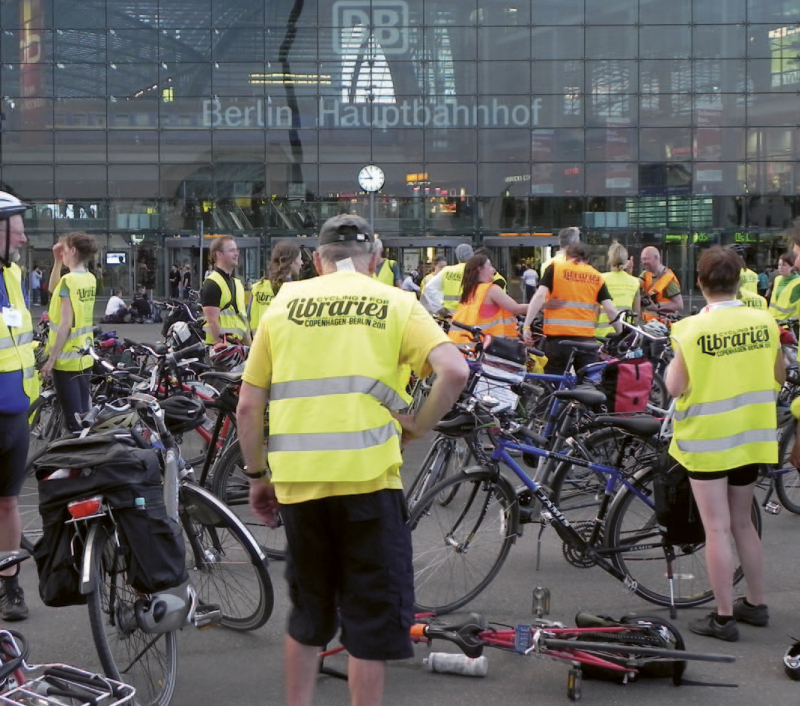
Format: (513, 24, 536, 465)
(686, 464, 760, 486)
(0, 412, 30, 497)
(281, 489, 414, 661)
(543, 336, 599, 376)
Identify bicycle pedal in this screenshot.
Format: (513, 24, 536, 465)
(193, 602, 222, 629)
(764, 501, 782, 516)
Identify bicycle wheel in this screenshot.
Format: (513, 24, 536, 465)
(775, 418, 800, 514)
(550, 428, 662, 525)
(86, 524, 178, 706)
(180, 482, 274, 631)
(406, 436, 470, 509)
(605, 467, 761, 608)
(408, 470, 518, 615)
(648, 371, 671, 412)
(210, 440, 287, 560)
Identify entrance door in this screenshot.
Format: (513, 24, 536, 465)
(483, 236, 558, 301)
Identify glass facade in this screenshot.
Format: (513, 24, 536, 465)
(1, 0, 799, 294)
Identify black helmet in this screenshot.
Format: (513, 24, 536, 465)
(160, 395, 206, 434)
(785, 641, 800, 680)
(0, 191, 28, 220)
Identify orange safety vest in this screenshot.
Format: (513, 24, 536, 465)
(641, 268, 680, 322)
(543, 260, 604, 337)
(449, 283, 518, 344)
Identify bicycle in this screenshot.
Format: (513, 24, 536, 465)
(408, 371, 761, 616)
(34, 393, 274, 706)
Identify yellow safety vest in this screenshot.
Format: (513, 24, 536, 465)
(449, 283, 518, 344)
(740, 268, 758, 294)
(493, 272, 507, 292)
(249, 279, 275, 334)
(597, 269, 639, 337)
(739, 289, 767, 310)
(543, 260, 604, 338)
(669, 305, 779, 471)
(48, 271, 95, 371)
(373, 259, 398, 286)
(441, 263, 467, 311)
(768, 275, 800, 321)
(0, 263, 38, 404)
(203, 270, 248, 343)
(264, 271, 414, 485)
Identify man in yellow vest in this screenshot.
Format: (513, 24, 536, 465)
(237, 214, 469, 706)
(419, 243, 474, 314)
(372, 239, 402, 287)
(0, 191, 37, 621)
(201, 235, 251, 345)
(420, 255, 446, 312)
(639, 246, 683, 321)
(540, 226, 580, 277)
(523, 242, 621, 374)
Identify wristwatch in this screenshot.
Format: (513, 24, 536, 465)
(242, 465, 268, 480)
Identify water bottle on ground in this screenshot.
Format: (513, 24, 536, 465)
(423, 652, 489, 677)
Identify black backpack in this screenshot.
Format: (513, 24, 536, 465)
(652, 456, 705, 545)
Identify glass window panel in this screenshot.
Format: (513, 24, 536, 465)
(2, 99, 54, 130)
(477, 129, 526, 162)
(531, 27, 584, 59)
(747, 127, 796, 159)
(1, 2, 52, 28)
(747, 0, 799, 23)
(160, 130, 212, 163)
(267, 130, 319, 165)
(160, 163, 210, 205)
(478, 27, 530, 61)
(271, 28, 319, 62)
(639, 27, 690, 59)
(585, 128, 638, 161)
(53, 4, 106, 29)
(55, 130, 107, 163)
(693, 59, 745, 92)
(109, 164, 160, 198)
(2, 131, 54, 164)
(638, 96, 692, 126)
(108, 63, 159, 98)
(694, 96, 746, 126)
(158, 0, 211, 29)
(212, 65, 270, 97)
(214, 0, 265, 27)
(212, 28, 266, 62)
(5, 28, 53, 66)
(55, 64, 106, 97)
(747, 94, 800, 125)
(0, 165, 54, 199)
(585, 0, 636, 23)
(478, 3, 532, 25)
(108, 97, 158, 129)
(640, 0, 690, 24)
(106, 29, 160, 63)
(639, 128, 693, 161)
(533, 61, 584, 93)
(694, 0, 745, 23)
(55, 164, 107, 199)
(585, 27, 637, 59)
(479, 61, 531, 94)
(693, 26, 746, 58)
(107, 130, 159, 163)
(160, 98, 212, 129)
(530, 1, 585, 25)
(212, 130, 266, 160)
(694, 127, 745, 161)
(162, 64, 211, 96)
(54, 29, 105, 62)
(53, 98, 107, 128)
(536, 94, 584, 128)
(367, 129, 421, 164)
(587, 95, 638, 124)
(586, 60, 638, 93)
(318, 129, 370, 163)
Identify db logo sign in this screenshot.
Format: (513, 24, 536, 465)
(332, 0, 409, 54)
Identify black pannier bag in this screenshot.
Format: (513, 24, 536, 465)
(33, 431, 188, 605)
(652, 456, 705, 545)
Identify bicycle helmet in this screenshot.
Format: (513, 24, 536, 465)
(785, 640, 800, 680)
(209, 341, 246, 371)
(641, 319, 669, 339)
(160, 395, 206, 434)
(166, 321, 202, 351)
(91, 405, 138, 431)
(0, 190, 29, 268)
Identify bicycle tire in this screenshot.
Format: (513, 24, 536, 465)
(408, 470, 519, 615)
(181, 482, 274, 630)
(406, 436, 469, 509)
(210, 440, 287, 561)
(775, 418, 800, 514)
(86, 524, 178, 706)
(648, 370, 671, 412)
(604, 466, 760, 608)
(549, 428, 663, 525)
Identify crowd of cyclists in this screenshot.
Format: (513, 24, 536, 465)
(3, 186, 800, 704)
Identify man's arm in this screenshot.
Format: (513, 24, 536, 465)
(393, 342, 469, 442)
(421, 272, 444, 313)
(522, 285, 549, 344)
(661, 293, 683, 314)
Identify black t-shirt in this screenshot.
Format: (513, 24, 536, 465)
(169, 269, 180, 286)
(541, 264, 611, 303)
(182, 269, 191, 287)
(200, 267, 241, 312)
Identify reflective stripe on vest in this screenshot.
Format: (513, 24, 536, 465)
(543, 260, 604, 337)
(270, 420, 398, 453)
(48, 271, 96, 371)
(449, 282, 518, 344)
(204, 270, 248, 343)
(768, 275, 800, 320)
(441, 263, 466, 310)
(669, 306, 779, 471)
(249, 279, 275, 333)
(270, 375, 408, 411)
(0, 263, 38, 405)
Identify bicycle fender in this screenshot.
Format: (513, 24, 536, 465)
(79, 522, 105, 595)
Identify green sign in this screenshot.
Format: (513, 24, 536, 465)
(734, 232, 757, 243)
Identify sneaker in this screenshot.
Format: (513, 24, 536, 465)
(0, 577, 28, 621)
(689, 613, 738, 642)
(732, 597, 769, 627)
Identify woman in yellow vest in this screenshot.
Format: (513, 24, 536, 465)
(597, 242, 640, 337)
(248, 241, 302, 335)
(448, 253, 527, 345)
(666, 246, 783, 642)
(767, 252, 800, 322)
(42, 232, 98, 432)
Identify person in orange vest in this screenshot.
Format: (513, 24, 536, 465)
(639, 246, 683, 321)
(523, 242, 621, 374)
(448, 253, 528, 345)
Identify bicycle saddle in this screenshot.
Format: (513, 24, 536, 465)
(422, 613, 486, 659)
(558, 339, 600, 352)
(554, 386, 607, 407)
(200, 370, 243, 384)
(593, 415, 661, 438)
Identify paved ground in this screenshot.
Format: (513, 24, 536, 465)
(17, 305, 800, 705)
